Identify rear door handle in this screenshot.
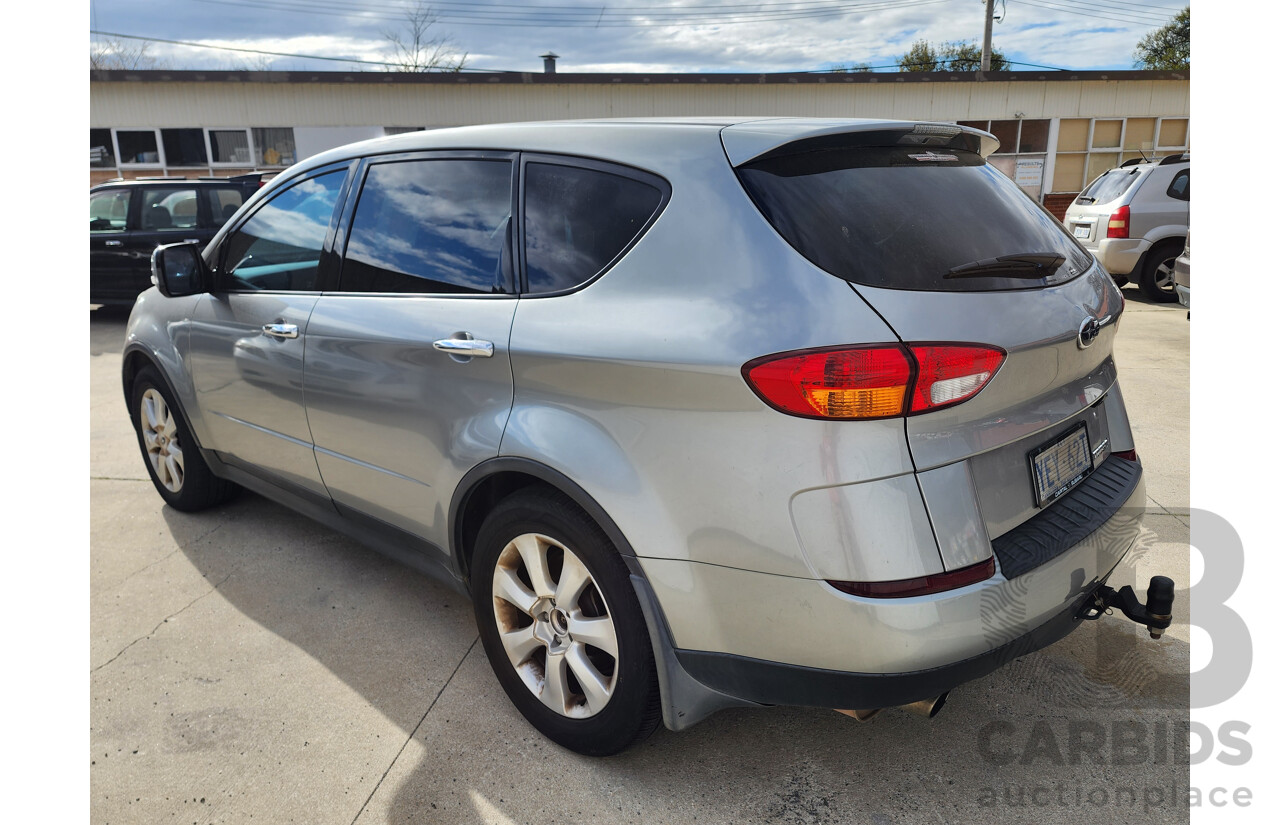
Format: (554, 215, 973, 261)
(104, 240, 123, 247)
(433, 338, 494, 357)
(263, 323, 299, 339)
(183, 238, 200, 244)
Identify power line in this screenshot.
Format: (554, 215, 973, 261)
(1026, 0, 1175, 23)
(89, 30, 454, 70)
(188, 0, 957, 27)
(1017, 0, 1177, 27)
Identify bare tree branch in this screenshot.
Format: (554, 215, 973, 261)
(383, 2, 468, 72)
(90, 36, 170, 70)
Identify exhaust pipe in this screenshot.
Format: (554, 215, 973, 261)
(836, 692, 948, 722)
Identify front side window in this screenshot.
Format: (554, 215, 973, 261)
(523, 162, 664, 293)
(222, 170, 346, 291)
(90, 189, 131, 232)
(341, 158, 513, 294)
(139, 188, 199, 231)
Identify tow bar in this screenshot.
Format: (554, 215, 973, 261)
(1081, 575, 1175, 638)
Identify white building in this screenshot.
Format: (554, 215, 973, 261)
(90, 68, 1189, 219)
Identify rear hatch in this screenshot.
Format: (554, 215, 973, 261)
(1063, 165, 1147, 248)
(727, 121, 1129, 547)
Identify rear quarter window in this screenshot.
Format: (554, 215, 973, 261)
(523, 161, 666, 294)
(737, 145, 1093, 292)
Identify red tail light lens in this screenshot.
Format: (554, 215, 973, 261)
(743, 346, 913, 419)
(1106, 204, 1130, 239)
(743, 344, 1005, 420)
(909, 345, 1006, 413)
(1114, 449, 1138, 461)
(828, 557, 996, 598)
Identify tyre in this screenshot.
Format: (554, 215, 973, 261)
(471, 489, 660, 756)
(130, 366, 239, 511)
(1139, 240, 1182, 303)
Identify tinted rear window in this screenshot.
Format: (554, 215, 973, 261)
(1078, 167, 1141, 205)
(737, 146, 1093, 292)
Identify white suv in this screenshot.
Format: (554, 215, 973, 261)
(1063, 154, 1189, 302)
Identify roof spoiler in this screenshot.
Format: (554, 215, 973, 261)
(721, 119, 999, 166)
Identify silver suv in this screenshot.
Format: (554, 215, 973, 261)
(125, 118, 1172, 755)
(1063, 154, 1190, 302)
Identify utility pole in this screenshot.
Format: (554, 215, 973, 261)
(980, 0, 995, 74)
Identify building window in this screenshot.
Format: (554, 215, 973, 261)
(117, 130, 161, 165)
(959, 119, 1050, 199)
(1052, 117, 1188, 193)
(253, 128, 296, 166)
(210, 129, 252, 164)
(90, 129, 115, 168)
(161, 128, 209, 167)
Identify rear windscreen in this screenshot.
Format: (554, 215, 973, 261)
(737, 146, 1094, 292)
(1077, 167, 1141, 205)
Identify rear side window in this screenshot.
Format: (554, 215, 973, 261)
(1077, 167, 1141, 205)
(737, 146, 1093, 292)
(523, 162, 664, 293)
(341, 158, 513, 295)
(1167, 169, 1190, 201)
(140, 188, 199, 230)
(203, 187, 245, 228)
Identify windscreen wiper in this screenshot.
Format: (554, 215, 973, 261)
(945, 253, 1066, 280)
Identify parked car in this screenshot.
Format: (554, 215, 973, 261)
(125, 119, 1171, 756)
(1175, 229, 1191, 311)
(1062, 154, 1189, 303)
(90, 174, 266, 305)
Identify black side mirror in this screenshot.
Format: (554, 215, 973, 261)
(151, 242, 208, 298)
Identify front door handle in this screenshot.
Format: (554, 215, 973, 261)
(433, 338, 494, 357)
(263, 323, 299, 339)
(104, 240, 123, 247)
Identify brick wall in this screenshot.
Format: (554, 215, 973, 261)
(1043, 193, 1079, 222)
(90, 167, 267, 188)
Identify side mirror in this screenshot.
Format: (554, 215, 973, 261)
(151, 242, 208, 298)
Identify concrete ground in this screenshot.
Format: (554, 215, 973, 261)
(90, 286, 1190, 825)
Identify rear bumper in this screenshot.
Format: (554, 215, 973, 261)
(674, 585, 1095, 709)
(1092, 237, 1150, 277)
(638, 457, 1145, 724)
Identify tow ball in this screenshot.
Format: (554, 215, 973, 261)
(1081, 575, 1175, 639)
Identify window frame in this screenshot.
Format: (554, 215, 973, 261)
(113, 127, 164, 168)
(1166, 168, 1190, 201)
(206, 128, 256, 167)
(331, 150, 520, 299)
(516, 152, 672, 298)
(211, 161, 357, 294)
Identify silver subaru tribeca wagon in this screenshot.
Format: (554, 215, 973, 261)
(126, 118, 1172, 756)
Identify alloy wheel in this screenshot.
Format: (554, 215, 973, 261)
(491, 532, 619, 718)
(140, 388, 184, 493)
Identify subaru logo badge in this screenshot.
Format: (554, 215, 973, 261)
(1077, 317, 1102, 349)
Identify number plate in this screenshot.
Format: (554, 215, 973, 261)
(1072, 224, 1091, 239)
(1029, 423, 1092, 507)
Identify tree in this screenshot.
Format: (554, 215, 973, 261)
(90, 36, 169, 70)
(940, 40, 1010, 72)
(830, 62, 874, 73)
(384, 1, 468, 72)
(898, 40, 941, 72)
(1134, 7, 1189, 70)
(899, 39, 1008, 72)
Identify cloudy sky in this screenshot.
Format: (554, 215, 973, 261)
(89, 0, 1185, 74)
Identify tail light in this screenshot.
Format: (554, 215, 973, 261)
(743, 343, 1005, 420)
(1106, 205, 1130, 239)
(1114, 449, 1139, 461)
(828, 557, 996, 598)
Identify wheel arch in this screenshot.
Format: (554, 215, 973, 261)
(122, 343, 210, 454)
(449, 458, 641, 590)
